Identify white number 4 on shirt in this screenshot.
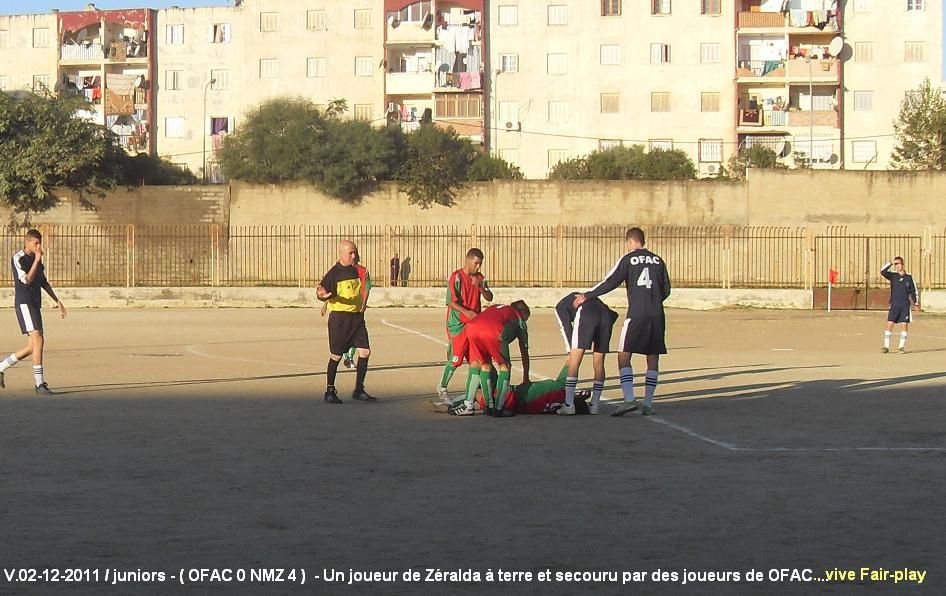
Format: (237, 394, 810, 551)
(637, 267, 652, 289)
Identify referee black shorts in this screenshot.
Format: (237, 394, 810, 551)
(619, 316, 667, 356)
(15, 302, 43, 336)
(327, 311, 369, 356)
(565, 302, 620, 352)
(887, 304, 912, 324)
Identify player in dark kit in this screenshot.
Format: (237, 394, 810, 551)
(575, 227, 670, 417)
(317, 240, 375, 404)
(0, 229, 67, 394)
(554, 292, 619, 415)
(880, 256, 919, 353)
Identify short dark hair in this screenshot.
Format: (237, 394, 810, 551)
(894, 256, 904, 264)
(466, 248, 484, 260)
(511, 299, 530, 320)
(626, 227, 645, 245)
(26, 229, 42, 241)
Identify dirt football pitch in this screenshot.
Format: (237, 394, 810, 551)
(2, 307, 944, 595)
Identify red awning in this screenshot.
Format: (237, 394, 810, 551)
(385, 0, 482, 13)
(59, 9, 149, 33)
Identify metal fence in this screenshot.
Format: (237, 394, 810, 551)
(0, 224, 941, 290)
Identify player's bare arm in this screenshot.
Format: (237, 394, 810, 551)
(25, 246, 42, 284)
(42, 282, 66, 319)
(519, 342, 530, 385)
(316, 285, 332, 300)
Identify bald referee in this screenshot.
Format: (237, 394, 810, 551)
(317, 240, 375, 404)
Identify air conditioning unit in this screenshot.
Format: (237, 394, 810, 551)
(700, 163, 721, 177)
(504, 121, 521, 132)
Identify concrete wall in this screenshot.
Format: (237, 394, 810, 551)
(0, 14, 58, 95)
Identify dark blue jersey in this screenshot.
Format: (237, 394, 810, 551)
(585, 248, 671, 319)
(555, 292, 610, 339)
(881, 263, 917, 307)
(12, 250, 48, 307)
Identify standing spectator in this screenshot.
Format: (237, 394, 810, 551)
(317, 240, 375, 404)
(390, 252, 400, 287)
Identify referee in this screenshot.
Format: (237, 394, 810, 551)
(317, 240, 375, 404)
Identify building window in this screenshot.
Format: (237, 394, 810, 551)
(498, 6, 518, 26)
(436, 93, 483, 118)
(600, 45, 621, 65)
(548, 149, 568, 170)
(699, 139, 723, 162)
(905, 41, 925, 62)
(702, 0, 721, 14)
(307, 10, 327, 31)
(499, 149, 519, 164)
(210, 69, 229, 90)
(548, 101, 569, 123)
(853, 90, 873, 111)
(0, 76, 7, 91)
(165, 117, 185, 138)
(854, 0, 874, 11)
(307, 57, 326, 78)
(259, 59, 278, 79)
(651, 92, 671, 112)
(701, 92, 720, 112)
(0, 29, 8, 49)
(650, 139, 673, 151)
(907, 0, 924, 10)
(548, 5, 568, 25)
(353, 104, 373, 121)
(854, 42, 874, 62)
(165, 70, 182, 90)
(600, 93, 620, 113)
(851, 140, 877, 163)
(599, 139, 622, 150)
(498, 101, 519, 126)
(32, 74, 50, 93)
(652, 0, 671, 15)
(167, 24, 184, 45)
(390, 1, 432, 23)
(701, 43, 720, 64)
(601, 0, 621, 16)
(500, 54, 519, 73)
(354, 9, 373, 29)
(32, 28, 49, 48)
(260, 12, 279, 32)
(211, 23, 231, 43)
(355, 56, 373, 77)
(650, 43, 670, 64)
(547, 53, 567, 75)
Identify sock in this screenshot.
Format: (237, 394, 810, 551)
(591, 381, 604, 406)
(619, 366, 635, 402)
(439, 361, 456, 391)
(0, 353, 19, 373)
(354, 356, 369, 392)
(464, 370, 480, 406)
(883, 331, 891, 348)
(899, 331, 908, 350)
(495, 369, 511, 410)
(564, 376, 578, 407)
(478, 368, 495, 408)
(33, 365, 44, 387)
(644, 370, 659, 408)
(326, 358, 340, 389)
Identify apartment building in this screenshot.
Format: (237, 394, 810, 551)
(0, 0, 942, 179)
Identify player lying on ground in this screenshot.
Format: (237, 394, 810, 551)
(0, 229, 67, 394)
(575, 227, 671, 417)
(555, 291, 619, 416)
(880, 256, 919, 354)
(449, 301, 530, 417)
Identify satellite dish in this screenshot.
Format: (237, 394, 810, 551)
(775, 140, 787, 156)
(827, 37, 843, 58)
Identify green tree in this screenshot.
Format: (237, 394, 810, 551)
(313, 119, 402, 199)
(549, 145, 696, 180)
(0, 91, 121, 216)
(891, 78, 946, 170)
(118, 154, 197, 186)
(725, 145, 785, 180)
(396, 124, 476, 207)
(466, 153, 524, 181)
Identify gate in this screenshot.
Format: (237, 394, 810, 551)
(813, 235, 921, 309)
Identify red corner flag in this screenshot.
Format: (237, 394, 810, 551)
(828, 269, 839, 284)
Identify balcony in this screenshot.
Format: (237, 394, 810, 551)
(786, 58, 839, 83)
(787, 110, 838, 128)
(386, 71, 435, 96)
(106, 39, 148, 63)
(738, 109, 788, 130)
(736, 59, 785, 80)
(387, 21, 435, 45)
(60, 42, 105, 63)
(738, 10, 840, 32)
(738, 11, 785, 29)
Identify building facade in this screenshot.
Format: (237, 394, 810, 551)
(0, 0, 942, 179)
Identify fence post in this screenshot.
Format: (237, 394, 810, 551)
(126, 224, 135, 288)
(922, 226, 931, 292)
(804, 229, 814, 290)
(554, 224, 564, 288)
(211, 224, 219, 287)
(722, 225, 732, 290)
(299, 226, 306, 288)
(470, 224, 479, 251)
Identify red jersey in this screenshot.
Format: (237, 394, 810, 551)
(445, 268, 486, 334)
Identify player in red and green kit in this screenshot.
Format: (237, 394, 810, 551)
(493, 365, 591, 415)
(449, 301, 530, 417)
(435, 248, 493, 405)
